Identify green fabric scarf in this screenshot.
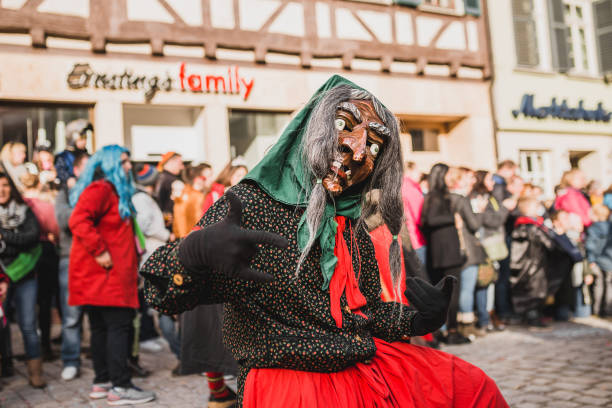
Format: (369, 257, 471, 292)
(244, 75, 370, 289)
(4, 244, 42, 283)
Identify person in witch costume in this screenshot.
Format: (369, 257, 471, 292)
(142, 76, 508, 407)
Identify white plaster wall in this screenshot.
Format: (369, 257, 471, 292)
(488, 0, 612, 135)
(497, 130, 612, 190)
(0, 47, 495, 173)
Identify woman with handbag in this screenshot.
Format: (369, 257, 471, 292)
(470, 171, 515, 332)
(422, 164, 471, 344)
(446, 168, 488, 340)
(0, 171, 44, 387)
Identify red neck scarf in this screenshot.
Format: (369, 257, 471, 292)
(329, 216, 368, 328)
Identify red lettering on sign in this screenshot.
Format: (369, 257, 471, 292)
(188, 74, 203, 92)
(206, 76, 226, 93)
(241, 77, 254, 101)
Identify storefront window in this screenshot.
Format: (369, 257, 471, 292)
(228, 110, 291, 170)
(519, 150, 552, 196)
(0, 104, 91, 159)
(123, 104, 204, 163)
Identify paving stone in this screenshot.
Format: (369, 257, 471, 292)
(545, 390, 579, 401)
(547, 401, 580, 407)
(571, 395, 610, 406)
(552, 381, 590, 391)
(3, 318, 612, 406)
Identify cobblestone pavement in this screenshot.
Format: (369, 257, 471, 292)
(1, 317, 612, 407)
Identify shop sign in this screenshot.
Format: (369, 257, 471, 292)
(67, 62, 255, 102)
(512, 94, 611, 123)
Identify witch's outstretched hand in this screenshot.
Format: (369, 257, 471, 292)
(178, 191, 288, 282)
(404, 276, 456, 336)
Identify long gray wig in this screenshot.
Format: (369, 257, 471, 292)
(298, 84, 405, 301)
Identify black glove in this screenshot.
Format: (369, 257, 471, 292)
(178, 191, 289, 282)
(404, 276, 456, 336)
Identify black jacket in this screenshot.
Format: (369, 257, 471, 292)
(422, 193, 464, 271)
(0, 206, 41, 267)
(509, 220, 555, 313)
(450, 194, 486, 268)
(154, 170, 178, 216)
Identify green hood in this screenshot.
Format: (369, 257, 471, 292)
(243, 75, 367, 289)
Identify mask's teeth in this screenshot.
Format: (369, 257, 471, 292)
(345, 170, 352, 180)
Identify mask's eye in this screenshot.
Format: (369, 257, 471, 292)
(370, 143, 380, 157)
(334, 118, 346, 131)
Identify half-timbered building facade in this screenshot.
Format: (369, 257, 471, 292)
(0, 0, 495, 172)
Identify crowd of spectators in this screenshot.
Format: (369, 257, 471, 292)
(0, 119, 611, 405)
(404, 160, 612, 345)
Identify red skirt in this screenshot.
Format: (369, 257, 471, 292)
(243, 338, 508, 408)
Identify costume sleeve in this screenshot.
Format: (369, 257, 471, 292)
(68, 182, 112, 257)
(141, 185, 258, 315)
(357, 230, 417, 342)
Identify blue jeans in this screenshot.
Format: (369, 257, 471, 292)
(475, 286, 490, 326)
(159, 314, 180, 359)
(459, 265, 478, 319)
(574, 286, 592, 318)
(58, 257, 83, 368)
(5, 275, 41, 359)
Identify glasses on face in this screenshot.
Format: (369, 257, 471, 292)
(121, 159, 131, 165)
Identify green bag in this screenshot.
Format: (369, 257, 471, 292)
(4, 244, 42, 283)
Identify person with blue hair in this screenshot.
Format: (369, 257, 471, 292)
(67, 145, 155, 406)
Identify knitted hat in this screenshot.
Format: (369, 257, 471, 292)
(157, 151, 179, 171)
(135, 163, 158, 186)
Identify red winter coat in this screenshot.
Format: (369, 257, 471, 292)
(68, 180, 139, 308)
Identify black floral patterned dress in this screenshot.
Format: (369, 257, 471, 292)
(142, 180, 416, 404)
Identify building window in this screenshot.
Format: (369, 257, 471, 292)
(228, 110, 291, 170)
(519, 150, 552, 196)
(123, 105, 203, 162)
(562, 0, 596, 73)
(594, 0, 612, 76)
(402, 128, 440, 152)
(0, 103, 91, 160)
(422, 0, 455, 8)
(512, 0, 540, 67)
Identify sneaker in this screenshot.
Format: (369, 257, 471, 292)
(61, 366, 80, 381)
(208, 386, 237, 408)
(139, 339, 163, 353)
(89, 382, 112, 399)
(106, 386, 156, 406)
(128, 358, 151, 378)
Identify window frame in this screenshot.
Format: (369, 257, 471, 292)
(562, 0, 599, 75)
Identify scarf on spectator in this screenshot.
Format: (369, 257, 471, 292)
(0, 200, 27, 229)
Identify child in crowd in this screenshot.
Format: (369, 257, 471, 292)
(585, 204, 612, 316)
(548, 211, 583, 321)
(510, 197, 556, 327)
